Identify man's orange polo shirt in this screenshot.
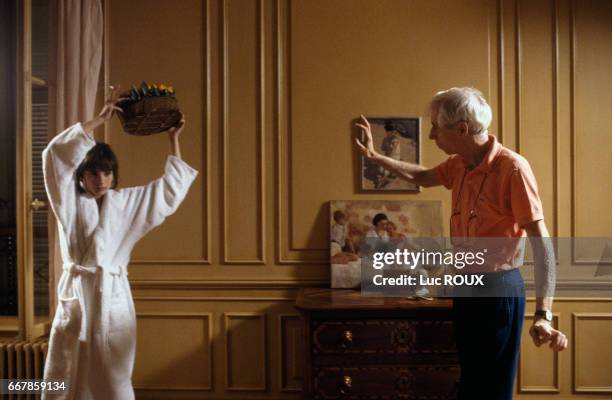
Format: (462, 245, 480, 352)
(435, 135, 544, 271)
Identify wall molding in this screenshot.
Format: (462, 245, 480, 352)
(274, 0, 330, 264)
(569, 0, 576, 242)
(568, 0, 611, 265)
(518, 313, 560, 393)
(134, 296, 294, 301)
(134, 312, 213, 391)
(552, 0, 560, 237)
(572, 312, 612, 393)
(279, 314, 303, 392)
(497, 0, 505, 144)
(221, 0, 266, 264)
(103, 0, 110, 144)
(111, 0, 213, 265)
(515, 0, 522, 153)
(130, 278, 327, 290)
(224, 312, 267, 391)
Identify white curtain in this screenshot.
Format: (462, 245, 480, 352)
(49, 0, 103, 314)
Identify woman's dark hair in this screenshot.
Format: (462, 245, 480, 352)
(372, 213, 388, 227)
(75, 142, 119, 193)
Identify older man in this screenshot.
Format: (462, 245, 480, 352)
(355, 87, 567, 400)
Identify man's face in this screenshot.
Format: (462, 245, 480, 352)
(428, 113, 461, 155)
(82, 169, 113, 199)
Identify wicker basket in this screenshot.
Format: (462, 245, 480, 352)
(117, 95, 182, 136)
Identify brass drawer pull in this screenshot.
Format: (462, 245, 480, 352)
(339, 375, 352, 395)
(396, 329, 409, 344)
(393, 326, 415, 347)
(341, 330, 353, 348)
(395, 375, 411, 391)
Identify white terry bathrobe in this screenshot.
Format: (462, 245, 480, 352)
(41, 123, 198, 399)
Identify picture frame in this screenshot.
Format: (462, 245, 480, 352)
(329, 199, 444, 290)
(360, 117, 421, 192)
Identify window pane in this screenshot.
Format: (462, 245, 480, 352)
(32, 85, 49, 317)
(31, 0, 48, 81)
(0, 0, 18, 316)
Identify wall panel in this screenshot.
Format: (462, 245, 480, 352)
(518, 314, 560, 393)
(106, 0, 208, 263)
(224, 313, 267, 390)
(517, 0, 556, 233)
(223, 0, 266, 263)
(572, 0, 612, 237)
(279, 314, 303, 391)
(277, 0, 496, 263)
(573, 313, 612, 393)
(134, 313, 212, 390)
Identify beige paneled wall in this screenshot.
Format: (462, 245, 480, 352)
(517, 0, 557, 232)
(573, 0, 612, 237)
(223, 0, 266, 263)
(106, 0, 208, 263)
(102, 0, 612, 398)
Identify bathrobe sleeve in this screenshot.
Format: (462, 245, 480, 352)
(123, 155, 198, 238)
(42, 123, 96, 230)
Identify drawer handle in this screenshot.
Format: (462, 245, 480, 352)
(341, 330, 353, 348)
(339, 375, 352, 394)
(396, 329, 409, 344)
(394, 327, 415, 346)
(396, 375, 411, 391)
(395, 370, 415, 393)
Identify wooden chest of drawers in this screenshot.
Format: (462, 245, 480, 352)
(296, 288, 459, 399)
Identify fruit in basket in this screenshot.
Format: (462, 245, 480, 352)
(117, 81, 182, 136)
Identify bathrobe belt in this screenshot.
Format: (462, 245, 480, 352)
(61, 262, 127, 348)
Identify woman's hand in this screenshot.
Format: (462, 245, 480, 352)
(83, 85, 127, 133)
(354, 115, 380, 160)
(167, 114, 185, 141)
(167, 114, 185, 159)
(98, 85, 127, 121)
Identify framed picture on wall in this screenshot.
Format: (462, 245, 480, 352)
(360, 117, 420, 192)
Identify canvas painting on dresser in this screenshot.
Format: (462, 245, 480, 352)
(329, 200, 443, 290)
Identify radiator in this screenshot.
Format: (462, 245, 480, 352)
(0, 338, 48, 399)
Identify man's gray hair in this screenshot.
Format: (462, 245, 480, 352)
(429, 87, 492, 135)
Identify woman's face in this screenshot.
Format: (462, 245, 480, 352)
(82, 170, 113, 199)
(375, 219, 388, 231)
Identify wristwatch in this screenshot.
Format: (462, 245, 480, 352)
(534, 309, 553, 322)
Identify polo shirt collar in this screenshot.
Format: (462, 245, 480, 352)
(460, 134, 502, 173)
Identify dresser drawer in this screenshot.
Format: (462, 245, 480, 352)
(312, 320, 455, 355)
(313, 365, 459, 399)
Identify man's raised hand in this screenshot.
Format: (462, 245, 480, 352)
(354, 115, 378, 159)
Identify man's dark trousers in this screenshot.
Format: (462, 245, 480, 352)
(452, 269, 526, 400)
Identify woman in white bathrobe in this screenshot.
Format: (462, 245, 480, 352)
(42, 86, 198, 400)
